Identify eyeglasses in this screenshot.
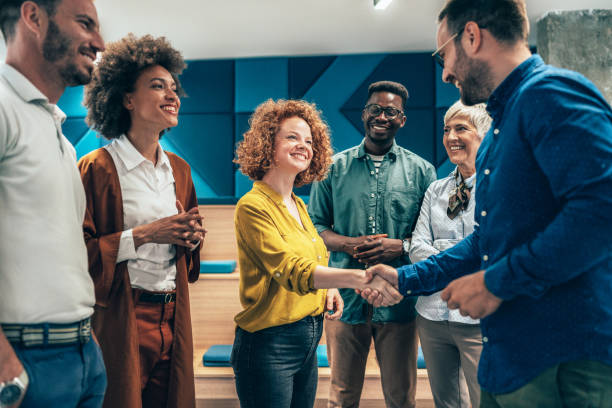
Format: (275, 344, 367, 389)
(431, 26, 465, 69)
(363, 104, 403, 119)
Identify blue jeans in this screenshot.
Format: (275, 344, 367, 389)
(13, 337, 107, 408)
(231, 315, 323, 408)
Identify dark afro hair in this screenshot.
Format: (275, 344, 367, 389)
(84, 33, 186, 139)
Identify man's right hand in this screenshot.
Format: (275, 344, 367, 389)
(358, 264, 401, 305)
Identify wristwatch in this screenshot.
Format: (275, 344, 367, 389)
(0, 369, 28, 407)
(402, 238, 411, 255)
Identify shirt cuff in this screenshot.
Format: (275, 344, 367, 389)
(483, 256, 515, 300)
(397, 264, 421, 296)
(116, 229, 137, 263)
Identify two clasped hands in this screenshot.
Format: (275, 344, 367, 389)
(352, 234, 502, 319)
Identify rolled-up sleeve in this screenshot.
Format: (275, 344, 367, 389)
(236, 202, 318, 295)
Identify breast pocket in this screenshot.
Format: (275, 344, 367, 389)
(387, 188, 419, 223)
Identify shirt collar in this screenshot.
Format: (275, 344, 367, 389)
(0, 63, 66, 122)
(487, 54, 544, 120)
(253, 180, 295, 207)
(452, 167, 476, 188)
(114, 134, 170, 171)
(356, 139, 398, 161)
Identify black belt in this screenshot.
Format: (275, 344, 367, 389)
(2, 317, 91, 347)
(138, 291, 176, 304)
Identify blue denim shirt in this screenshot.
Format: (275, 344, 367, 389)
(397, 55, 612, 394)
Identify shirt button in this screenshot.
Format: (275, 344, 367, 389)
(483, 255, 489, 262)
(369, 216, 373, 220)
(274, 272, 280, 278)
(317, 255, 322, 260)
(493, 129, 500, 135)
(372, 221, 376, 226)
(483, 336, 489, 343)
(481, 211, 487, 217)
(370, 171, 375, 175)
(406, 290, 412, 295)
(312, 238, 316, 242)
(484, 169, 491, 175)
(370, 193, 375, 198)
(372, 228, 375, 233)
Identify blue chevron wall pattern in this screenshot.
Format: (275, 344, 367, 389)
(58, 52, 460, 203)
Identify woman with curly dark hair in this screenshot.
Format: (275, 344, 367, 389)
(231, 99, 403, 407)
(77, 34, 204, 408)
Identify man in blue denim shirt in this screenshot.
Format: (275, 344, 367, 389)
(366, 0, 612, 406)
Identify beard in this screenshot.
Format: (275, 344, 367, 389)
(454, 43, 495, 106)
(42, 19, 92, 86)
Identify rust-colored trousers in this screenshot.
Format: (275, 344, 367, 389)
(133, 292, 175, 408)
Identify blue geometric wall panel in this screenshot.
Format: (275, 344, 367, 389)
(235, 58, 288, 112)
(303, 54, 386, 153)
(164, 113, 234, 197)
(63, 117, 90, 146)
(435, 63, 461, 107)
(343, 53, 434, 109)
(180, 60, 234, 114)
(159, 137, 217, 198)
(74, 129, 109, 159)
(58, 85, 87, 117)
(289, 56, 336, 99)
(395, 109, 435, 164)
(58, 50, 460, 203)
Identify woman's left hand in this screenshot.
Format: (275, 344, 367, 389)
(325, 288, 344, 320)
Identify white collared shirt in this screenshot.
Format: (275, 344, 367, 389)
(0, 63, 94, 324)
(410, 169, 479, 324)
(105, 135, 179, 291)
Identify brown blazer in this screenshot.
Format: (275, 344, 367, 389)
(78, 148, 200, 408)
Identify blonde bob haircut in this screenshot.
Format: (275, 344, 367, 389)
(444, 100, 492, 138)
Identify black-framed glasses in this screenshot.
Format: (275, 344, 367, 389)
(431, 26, 465, 69)
(363, 104, 403, 119)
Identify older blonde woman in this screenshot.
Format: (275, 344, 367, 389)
(410, 100, 491, 408)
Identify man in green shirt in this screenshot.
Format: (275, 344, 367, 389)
(309, 81, 436, 408)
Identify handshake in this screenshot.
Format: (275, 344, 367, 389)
(357, 264, 404, 307)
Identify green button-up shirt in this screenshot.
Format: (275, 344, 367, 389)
(308, 140, 436, 324)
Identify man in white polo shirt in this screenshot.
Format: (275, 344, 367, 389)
(0, 0, 106, 406)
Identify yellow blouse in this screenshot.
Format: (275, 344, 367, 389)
(234, 181, 329, 332)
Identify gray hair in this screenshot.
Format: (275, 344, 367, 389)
(444, 100, 492, 138)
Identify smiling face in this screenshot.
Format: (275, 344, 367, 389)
(42, 0, 104, 86)
(361, 91, 406, 153)
(437, 18, 494, 106)
(271, 116, 313, 176)
(124, 65, 181, 134)
(443, 115, 482, 168)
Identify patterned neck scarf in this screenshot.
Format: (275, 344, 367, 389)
(447, 170, 473, 220)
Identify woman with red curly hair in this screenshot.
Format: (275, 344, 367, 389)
(232, 99, 403, 407)
(77, 34, 204, 408)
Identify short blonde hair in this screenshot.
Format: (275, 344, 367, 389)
(444, 100, 492, 138)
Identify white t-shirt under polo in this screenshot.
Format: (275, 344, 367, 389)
(105, 135, 179, 291)
(0, 64, 94, 324)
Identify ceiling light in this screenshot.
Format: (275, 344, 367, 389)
(373, 0, 393, 10)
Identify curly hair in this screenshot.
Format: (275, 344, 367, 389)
(84, 33, 186, 139)
(235, 99, 333, 187)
